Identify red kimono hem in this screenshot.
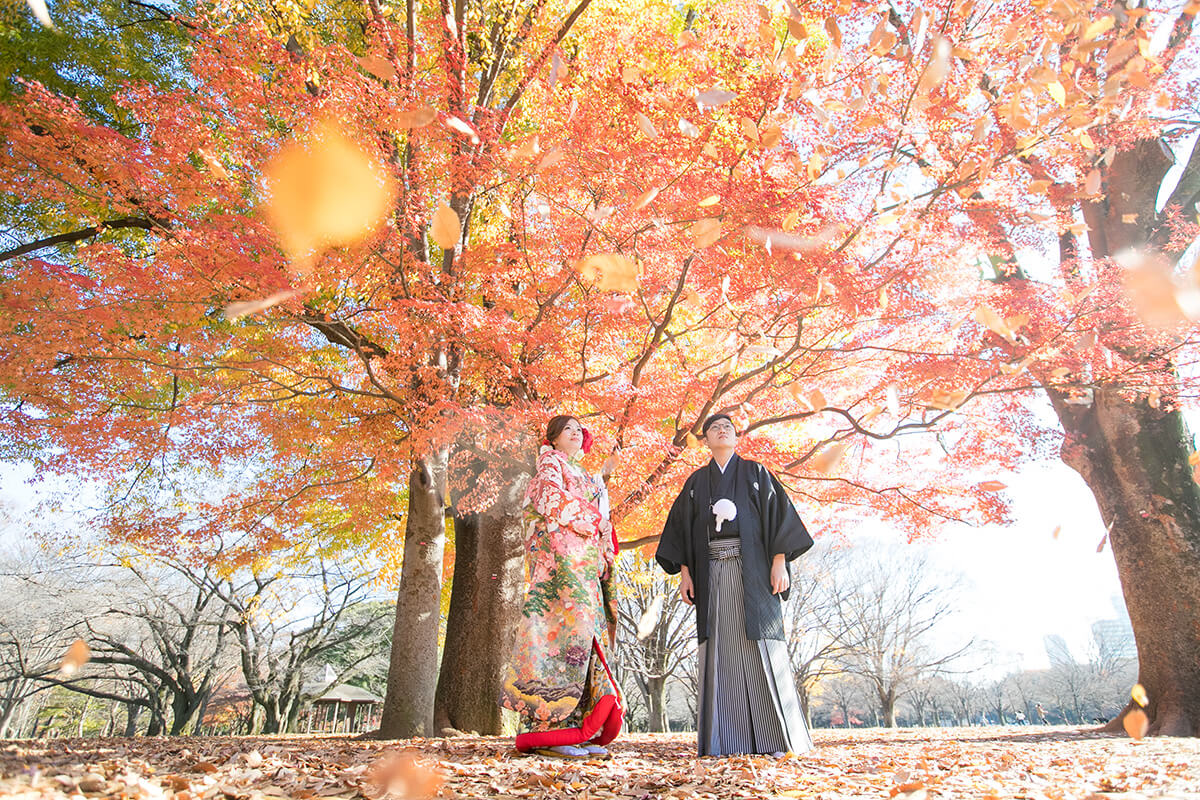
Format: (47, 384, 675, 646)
(514, 640, 623, 752)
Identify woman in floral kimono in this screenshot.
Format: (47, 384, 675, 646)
(500, 415, 624, 758)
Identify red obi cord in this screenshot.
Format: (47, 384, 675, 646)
(513, 641, 623, 752)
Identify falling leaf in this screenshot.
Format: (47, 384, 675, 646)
(685, 431, 701, 448)
(1082, 15, 1115, 42)
(263, 121, 398, 268)
(787, 18, 807, 40)
(696, 87, 737, 109)
(622, 65, 642, 84)
(1047, 80, 1067, 106)
(431, 202, 461, 250)
(59, 639, 90, 676)
(692, 218, 722, 248)
(745, 342, 783, 357)
(1084, 169, 1102, 195)
(784, 384, 811, 411)
(809, 442, 848, 473)
(636, 595, 664, 640)
(635, 112, 659, 138)
(807, 153, 825, 181)
(678, 119, 700, 138)
(1052, 524, 1062, 539)
(886, 384, 901, 417)
(979, 480, 1007, 491)
(824, 16, 842, 49)
(576, 253, 640, 292)
(974, 304, 1016, 342)
(869, 17, 892, 52)
(632, 187, 660, 210)
(395, 105, 437, 128)
(807, 389, 827, 410)
(973, 115, 990, 142)
(444, 116, 480, 144)
(196, 148, 230, 180)
(1123, 258, 1192, 329)
(225, 289, 300, 320)
(25, 0, 53, 27)
(537, 148, 564, 170)
(759, 124, 783, 148)
(1131, 684, 1149, 707)
(746, 226, 835, 253)
(740, 117, 760, 142)
(926, 389, 969, 410)
(1123, 709, 1149, 740)
(511, 134, 540, 160)
(1097, 530, 1109, 553)
(368, 751, 443, 800)
(697, 194, 722, 207)
(357, 55, 397, 81)
(918, 37, 952, 92)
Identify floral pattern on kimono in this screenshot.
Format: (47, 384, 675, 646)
(500, 446, 620, 727)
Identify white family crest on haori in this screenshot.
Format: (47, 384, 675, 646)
(713, 498, 737, 532)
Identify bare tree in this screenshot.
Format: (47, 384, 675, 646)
(818, 673, 873, 728)
(834, 546, 973, 727)
(785, 542, 862, 724)
(5, 547, 239, 736)
(196, 555, 391, 734)
(612, 553, 696, 733)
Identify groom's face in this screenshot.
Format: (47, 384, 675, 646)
(704, 419, 737, 451)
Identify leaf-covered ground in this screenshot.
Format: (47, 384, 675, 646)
(2, 727, 1198, 800)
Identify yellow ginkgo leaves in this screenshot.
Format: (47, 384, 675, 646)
(577, 253, 641, 292)
(263, 120, 398, 273)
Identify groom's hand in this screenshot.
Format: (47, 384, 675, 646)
(770, 556, 790, 594)
(679, 567, 695, 605)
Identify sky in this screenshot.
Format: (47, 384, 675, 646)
(911, 460, 1127, 676)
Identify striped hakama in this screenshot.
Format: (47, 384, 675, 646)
(698, 538, 813, 756)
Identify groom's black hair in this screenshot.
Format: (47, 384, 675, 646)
(701, 413, 734, 434)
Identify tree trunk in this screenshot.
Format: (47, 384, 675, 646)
(379, 452, 449, 738)
(880, 689, 897, 728)
(123, 703, 141, 737)
(434, 473, 526, 734)
(646, 674, 668, 733)
(1051, 388, 1200, 736)
(1045, 135, 1200, 737)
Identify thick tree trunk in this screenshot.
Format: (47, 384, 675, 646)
(1050, 388, 1200, 736)
(433, 473, 526, 734)
(379, 452, 448, 738)
(1044, 133, 1200, 736)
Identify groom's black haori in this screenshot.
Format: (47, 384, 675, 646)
(656, 452, 813, 643)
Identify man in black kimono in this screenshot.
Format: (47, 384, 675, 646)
(656, 414, 814, 756)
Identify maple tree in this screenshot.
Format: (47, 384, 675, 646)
(2, 0, 1198, 744)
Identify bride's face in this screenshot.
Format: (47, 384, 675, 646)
(554, 419, 584, 456)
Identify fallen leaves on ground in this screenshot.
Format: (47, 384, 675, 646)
(2, 726, 1199, 800)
